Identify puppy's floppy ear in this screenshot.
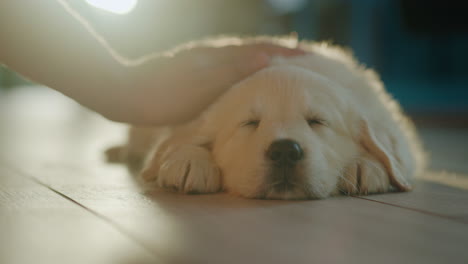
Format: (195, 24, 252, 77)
(359, 120, 412, 191)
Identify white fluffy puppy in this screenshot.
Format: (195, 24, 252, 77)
(107, 37, 425, 200)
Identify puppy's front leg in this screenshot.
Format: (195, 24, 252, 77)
(140, 124, 221, 194)
(341, 155, 391, 195)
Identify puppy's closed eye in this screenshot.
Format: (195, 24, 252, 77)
(242, 119, 260, 128)
(306, 118, 326, 127)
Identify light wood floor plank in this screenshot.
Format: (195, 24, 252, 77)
(12, 160, 468, 264)
(356, 179, 468, 223)
(0, 165, 158, 264)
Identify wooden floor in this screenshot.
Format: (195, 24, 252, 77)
(1, 86, 468, 264)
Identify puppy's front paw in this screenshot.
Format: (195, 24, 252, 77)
(341, 155, 391, 195)
(356, 156, 391, 194)
(142, 145, 221, 194)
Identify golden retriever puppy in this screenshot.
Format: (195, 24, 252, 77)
(107, 38, 425, 199)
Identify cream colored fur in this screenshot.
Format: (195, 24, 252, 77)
(107, 37, 425, 200)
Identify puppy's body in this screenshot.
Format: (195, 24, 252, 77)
(109, 38, 425, 200)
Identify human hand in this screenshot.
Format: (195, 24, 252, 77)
(114, 43, 305, 125)
(0, 0, 304, 125)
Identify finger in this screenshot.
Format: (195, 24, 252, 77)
(191, 51, 270, 96)
(221, 52, 270, 85)
(203, 44, 300, 82)
(243, 52, 270, 75)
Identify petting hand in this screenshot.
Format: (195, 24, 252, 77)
(0, 0, 304, 126)
(114, 43, 305, 125)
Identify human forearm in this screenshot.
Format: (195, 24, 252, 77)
(1, 1, 305, 125)
(0, 0, 128, 115)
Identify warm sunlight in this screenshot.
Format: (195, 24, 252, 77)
(84, 0, 138, 14)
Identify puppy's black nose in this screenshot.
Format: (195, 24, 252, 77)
(266, 139, 303, 167)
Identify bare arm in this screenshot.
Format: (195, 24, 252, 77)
(0, 0, 130, 117)
(0, 0, 304, 125)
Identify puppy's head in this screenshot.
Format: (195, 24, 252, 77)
(203, 65, 359, 199)
(198, 59, 417, 199)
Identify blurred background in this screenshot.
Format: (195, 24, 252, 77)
(0, 0, 467, 173)
(1, 0, 467, 123)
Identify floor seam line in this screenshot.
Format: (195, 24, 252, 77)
(0, 159, 163, 263)
(351, 195, 468, 225)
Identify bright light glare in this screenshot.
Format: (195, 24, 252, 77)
(85, 0, 138, 14)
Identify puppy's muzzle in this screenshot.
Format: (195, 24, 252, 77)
(266, 139, 303, 168)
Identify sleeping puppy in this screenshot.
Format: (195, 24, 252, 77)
(107, 37, 425, 200)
